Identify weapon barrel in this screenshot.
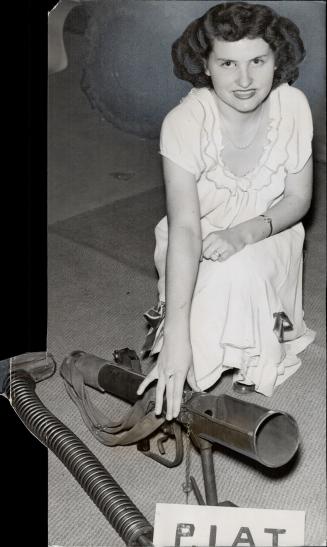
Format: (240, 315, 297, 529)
(184, 393, 299, 468)
(61, 352, 299, 469)
(62, 351, 145, 404)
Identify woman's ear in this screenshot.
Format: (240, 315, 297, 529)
(204, 62, 211, 77)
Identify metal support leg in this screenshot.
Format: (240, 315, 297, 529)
(199, 440, 218, 506)
(198, 438, 238, 507)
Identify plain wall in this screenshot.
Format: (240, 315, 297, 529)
(81, 0, 325, 161)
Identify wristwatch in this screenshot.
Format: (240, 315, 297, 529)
(259, 214, 273, 237)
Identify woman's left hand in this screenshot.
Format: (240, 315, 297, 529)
(201, 228, 246, 262)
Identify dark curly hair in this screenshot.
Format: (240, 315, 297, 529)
(172, 2, 305, 90)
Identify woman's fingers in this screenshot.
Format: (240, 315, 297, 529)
(136, 364, 159, 395)
(172, 373, 185, 418)
(136, 365, 179, 419)
(155, 374, 166, 415)
(165, 374, 175, 420)
(203, 243, 230, 261)
(202, 240, 216, 258)
(202, 239, 224, 260)
(202, 232, 220, 250)
(136, 360, 194, 421)
(202, 232, 235, 261)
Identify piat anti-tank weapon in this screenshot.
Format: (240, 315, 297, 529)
(60, 347, 300, 507)
(2, 349, 300, 545)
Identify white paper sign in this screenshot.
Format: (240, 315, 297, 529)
(153, 504, 305, 547)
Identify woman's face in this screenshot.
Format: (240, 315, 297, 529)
(205, 37, 275, 114)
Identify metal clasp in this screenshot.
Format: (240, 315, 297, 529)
(273, 312, 294, 343)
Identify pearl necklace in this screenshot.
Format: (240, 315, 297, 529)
(220, 104, 264, 150)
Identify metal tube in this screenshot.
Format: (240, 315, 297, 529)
(187, 393, 299, 468)
(199, 441, 218, 506)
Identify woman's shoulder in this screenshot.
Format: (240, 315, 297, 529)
(162, 87, 210, 130)
(275, 83, 311, 109)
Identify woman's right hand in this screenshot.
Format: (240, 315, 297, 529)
(137, 339, 200, 420)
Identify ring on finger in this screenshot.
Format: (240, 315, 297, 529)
(212, 249, 222, 259)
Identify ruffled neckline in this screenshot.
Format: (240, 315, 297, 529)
(188, 86, 285, 192)
(203, 87, 279, 181)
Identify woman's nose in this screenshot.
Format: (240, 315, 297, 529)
(236, 66, 253, 88)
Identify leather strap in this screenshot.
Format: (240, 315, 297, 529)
(142, 301, 165, 356)
(60, 352, 165, 446)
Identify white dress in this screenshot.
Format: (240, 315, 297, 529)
(146, 83, 315, 397)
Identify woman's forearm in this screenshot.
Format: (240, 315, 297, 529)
(235, 157, 313, 246)
(235, 193, 311, 246)
(164, 226, 202, 339)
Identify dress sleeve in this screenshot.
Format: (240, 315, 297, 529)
(159, 102, 201, 178)
(285, 88, 313, 174)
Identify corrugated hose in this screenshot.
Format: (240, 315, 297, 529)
(5, 369, 154, 547)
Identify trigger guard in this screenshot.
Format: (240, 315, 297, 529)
(137, 422, 184, 468)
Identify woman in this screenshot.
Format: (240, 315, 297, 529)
(137, 2, 315, 420)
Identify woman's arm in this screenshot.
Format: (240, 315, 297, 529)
(164, 158, 202, 333)
(240, 155, 313, 243)
(202, 156, 313, 260)
(137, 157, 202, 419)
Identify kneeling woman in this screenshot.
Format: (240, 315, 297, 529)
(137, 2, 315, 420)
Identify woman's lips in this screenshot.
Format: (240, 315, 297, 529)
(233, 90, 256, 99)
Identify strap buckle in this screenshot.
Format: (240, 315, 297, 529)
(273, 312, 294, 343)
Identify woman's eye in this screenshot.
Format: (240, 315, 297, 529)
(221, 61, 235, 68)
(252, 58, 264, 65)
